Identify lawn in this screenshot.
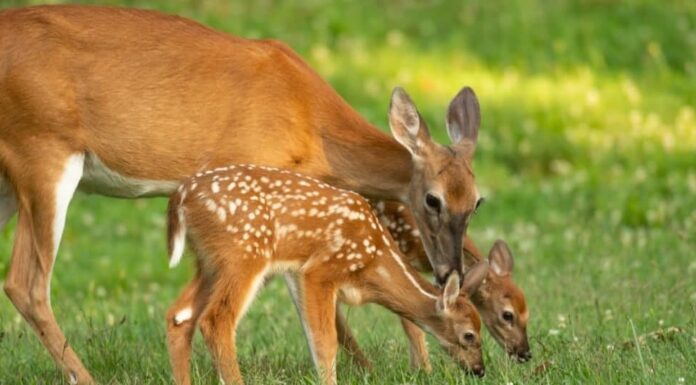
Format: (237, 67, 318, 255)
(1, 0, 695, 384)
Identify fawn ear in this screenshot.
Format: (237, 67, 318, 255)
(460, 261, 488, 297)
(489, 239, 514, 276)
(389, 87, 431, 157)
(437, 272, 461, 312)
(446, 86, 480, 148)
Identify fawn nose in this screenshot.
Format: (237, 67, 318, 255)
(471, 364, 485, 377)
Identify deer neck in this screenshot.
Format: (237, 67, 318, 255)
(318, 112, 412, 201)
(463, 237, 484, 267)
(366, 247, 440, 325)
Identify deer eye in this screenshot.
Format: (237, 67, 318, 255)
(474, 197, 485, 213)
(502, 311, 514, 322)
(424, 193, 441, 213)
(463, 331, 476, 343)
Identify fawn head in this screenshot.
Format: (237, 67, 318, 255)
(429, 261, 488, 377)
(470, 240, 531, 362)
(389, 87, 482, 287)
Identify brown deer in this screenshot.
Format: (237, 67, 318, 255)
(0, 6, 482, 383)
(362, 201, 532, 366)
(165, 164, 488, 384)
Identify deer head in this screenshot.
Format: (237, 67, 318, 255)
(469, 240, 531, 362)
(389, 87, 483, 286)
(429, 261, 488, 377)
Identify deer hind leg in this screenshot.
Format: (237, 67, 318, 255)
(334, 306, 373, 370)
(198, 260, 269, 385)
(400, 317, 432, 372)
(293, 275, 338, 385)
(2, 152, 91, 384)
(166, 273, 207, 385)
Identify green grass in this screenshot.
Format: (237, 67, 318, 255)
(1, 0, 695, 384)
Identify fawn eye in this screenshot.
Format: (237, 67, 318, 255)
(463, 331, 476, 343)
(502, 311, 514, 322)
(424, 193, 441, 213)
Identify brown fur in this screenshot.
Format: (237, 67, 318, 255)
(0, 6, 482, 383)
(165, 165, 486, 384)
(334, 200, 531, 368)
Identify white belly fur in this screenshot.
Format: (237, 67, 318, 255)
(78, 152, 179, 198)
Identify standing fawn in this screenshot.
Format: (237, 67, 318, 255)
(344, 201, 530, 368)
(165, 165, 488, 384)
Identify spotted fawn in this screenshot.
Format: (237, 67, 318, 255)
(165, 164, 488, 385)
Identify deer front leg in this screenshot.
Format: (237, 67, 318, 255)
(296, 276, 338, 385)
(400, 317, 432, 372)
(287, 275, 371, 371)
(166, 273, 207, 385)
(335, 306, 373, 370)
(3, 152, 93, 384)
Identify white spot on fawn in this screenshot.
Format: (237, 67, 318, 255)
(217, 207, 227, 222)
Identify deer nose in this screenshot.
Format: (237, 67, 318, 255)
(471, 364, 485, 377)
(517, 350, 532, 362)
(433, 268, 450, 288)
(434, 268, 457, 288)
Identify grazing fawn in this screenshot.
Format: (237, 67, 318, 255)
(350, 200, 531, 368)
(165, 165, 488, 384)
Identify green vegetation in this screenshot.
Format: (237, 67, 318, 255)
(1, 0, 695, 384)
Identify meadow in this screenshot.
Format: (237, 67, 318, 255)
(0, 0, 695, 384)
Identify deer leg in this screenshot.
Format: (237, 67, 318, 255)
(0, 175, 17, 231)
(3, 153, 92, 384)
(166, 273, 207, 385)
(335, 306, 373, 370)
(400, 317, 432, 372)
(286, 275, 370, 370)
(198, 261, 268, 385)
(297, 276, 338, 385)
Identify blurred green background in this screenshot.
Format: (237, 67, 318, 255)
(0, 0, 695, 384)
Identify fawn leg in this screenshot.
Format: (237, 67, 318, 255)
(166, 273, 208, 385)
(286, 275, 371, 370)
(298, 275, 338, 385)
(335, 306, 373, 370)
(400, 316, 432, 372)
(198, 262, 268, 385)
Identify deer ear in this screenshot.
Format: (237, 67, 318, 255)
(446, 87, 480, 147)
(488, 239, 514, 276)
(460, 261, 488, 297)
(437, 272, 460, 312)
(389, 87, 430, 157)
